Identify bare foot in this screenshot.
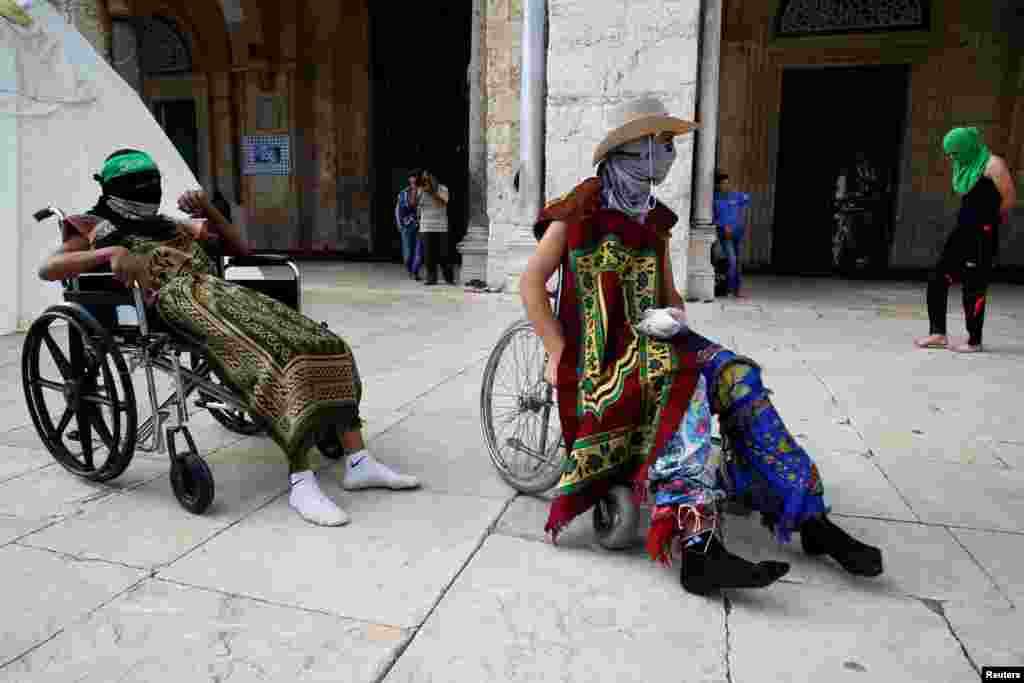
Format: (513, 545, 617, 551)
(949, 340, 983, 353)
(914, 334, 948, 349)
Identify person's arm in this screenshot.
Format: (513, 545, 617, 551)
(989, 156, 1017, 223)
(434, 184, 450, 206)
(178, 191, 250, 256)
(395, 193, 404, 231)
(520, 221, 567, 361)
(38, 235, 121, 281)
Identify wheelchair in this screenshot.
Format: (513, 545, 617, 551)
(21, 207, 341, 514)
(479, 269, 734, 551)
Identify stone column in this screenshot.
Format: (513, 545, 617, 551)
(456, 0, 489, 284)
(686, 0, 722, 302)
(504, 0, 546, 293)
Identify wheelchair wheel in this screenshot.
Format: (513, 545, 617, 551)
(189, 356, 265, 435)
(22, 305, 137, 482)
(170, 453, 215, 514)
(480, 319, 563, 494)
(593, 485, 639, 550)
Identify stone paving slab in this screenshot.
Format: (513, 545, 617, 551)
(949, 528, 1024, 605)
(724, 514, 1008, 608)
(0, 443, 52, 483)
(806, 449, 919, 522)
(160, 489, 509, 628)
(0, 544, 146, 668)
(877, 457, 1024, 532)
(368, 412, 512, 501)
(0, 516, 52, 547)
(727, 582, 978, 683)
(0, 578, 409, 683)
(18, 450, 288, 570)
(944, 604, 1024, 670)
(385, 534, 727, 683)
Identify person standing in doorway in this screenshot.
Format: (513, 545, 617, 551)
(417, 170, 455, 286)
(915, 127, 1016, 353)
(713, 171, 751, 297)
(395, 169, 422, 280)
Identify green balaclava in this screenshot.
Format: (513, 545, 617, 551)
(942, 127, 991, 196)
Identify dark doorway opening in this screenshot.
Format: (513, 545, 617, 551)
(369, 4, 472, 263)
(772, 65, 909, 276)
(153, 99, 200, 178)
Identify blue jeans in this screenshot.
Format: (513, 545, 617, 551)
(399, 225, 420, 274)
(722, 236, 742, 294)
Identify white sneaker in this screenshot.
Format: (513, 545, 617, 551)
(342, 450, 420, 491)
(288, 470, 349, 526)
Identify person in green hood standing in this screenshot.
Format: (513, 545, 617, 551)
(915, 127, 1016, 353)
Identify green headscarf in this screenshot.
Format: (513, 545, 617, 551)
(943, 127, 991, 196)
(98, 150, 160, 184)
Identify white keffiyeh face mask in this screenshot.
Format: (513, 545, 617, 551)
(106, 195, 160, 220)
(599, 135, 677, 221)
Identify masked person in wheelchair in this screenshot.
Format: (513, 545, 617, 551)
(37, 149, 419, 526)
(519, 99, 883, 596)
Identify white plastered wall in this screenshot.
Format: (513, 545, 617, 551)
(2, 0, 198, 334)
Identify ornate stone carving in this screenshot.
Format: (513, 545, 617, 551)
(778, 0, 927, 36)
(138, 16, 191, 75)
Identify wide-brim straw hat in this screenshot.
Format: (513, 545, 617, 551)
(592, 97, 698, 167)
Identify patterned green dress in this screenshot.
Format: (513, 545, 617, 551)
(113, 226, 361, 472)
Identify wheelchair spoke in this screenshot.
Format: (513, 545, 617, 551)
(55, 406, 75, 438)
(32, 378, 67, 393)
(86, 406, 118, 453)
(42, 332, 72, 379)
(74, 409, 95, 470)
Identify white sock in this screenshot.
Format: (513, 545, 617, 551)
(288, 470, 349, 526)
(343, 450, 420, 491)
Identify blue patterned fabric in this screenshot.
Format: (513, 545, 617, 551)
(649, 332, 827, 543)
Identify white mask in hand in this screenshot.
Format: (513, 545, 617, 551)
(635, 307, 688, 340)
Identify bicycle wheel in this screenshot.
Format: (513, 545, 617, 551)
(480, 319, 564, 494)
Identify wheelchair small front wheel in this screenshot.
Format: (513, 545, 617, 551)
(170, 453, 215, 514)
(593, 485, 639, 550)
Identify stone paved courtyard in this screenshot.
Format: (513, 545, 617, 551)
(0, 265, 1022, 682)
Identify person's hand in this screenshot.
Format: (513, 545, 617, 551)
(545, 346, 563, 386)
(107, 246, 145, 288)
(723, 224, 733, 240)
(177, 190, 209, 218)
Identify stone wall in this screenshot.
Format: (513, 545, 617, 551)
(545, 0, 700, 288)
(483, 0, 702, 289)
(719, 0, 1023, 272)
(483, 0, 523, 286)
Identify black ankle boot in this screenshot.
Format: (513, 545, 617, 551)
(680, 534, 790, 596)
(800, 516, 883, 577)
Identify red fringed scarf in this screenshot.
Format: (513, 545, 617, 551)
(536, 179, 700, 543)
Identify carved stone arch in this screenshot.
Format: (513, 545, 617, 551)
(776, 0, 930, 37)
(137, 15, 191, 75)
(129, 0, 234, 71)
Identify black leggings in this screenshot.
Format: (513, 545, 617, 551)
(927, 224, 996, 346)
(421, 231, 454, 284)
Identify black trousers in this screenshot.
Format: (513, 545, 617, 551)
(421, 231, 454, 284)
(927, 223, 996, 346)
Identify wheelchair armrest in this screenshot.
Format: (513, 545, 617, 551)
(226, 254, 293, 268)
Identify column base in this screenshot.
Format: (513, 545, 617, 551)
(457, 225, 490, 284)
(686, 223, 717, 303)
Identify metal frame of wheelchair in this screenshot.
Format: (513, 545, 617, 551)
(21, 207, 339, 514)
(479, 268, 732, 550)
